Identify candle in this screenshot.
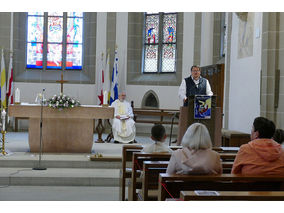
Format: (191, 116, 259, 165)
(103, 90, 108, 105)
(15, 88, 20, 103)
(1, 109, 6, 132)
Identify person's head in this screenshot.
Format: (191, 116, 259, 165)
(273, 129, 284, 144)
(251, 117, 276, 140)
(181, 123, 212, 150)
(151, 124, 167, 142)
(190, 65, 201, 80)
(118, 92, 126, 102)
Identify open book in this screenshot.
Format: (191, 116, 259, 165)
(120, 115, 129, 120)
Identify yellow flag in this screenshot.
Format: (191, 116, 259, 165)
(1, 49, 7, 108)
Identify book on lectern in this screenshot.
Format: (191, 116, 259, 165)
(194, 95, 212, 119)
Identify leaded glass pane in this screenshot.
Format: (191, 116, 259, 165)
(67, 18, 83, 44)
(48, 17, 63, 42)
(67, 12, 83, 17)
(47, 43, 62, 69)
(48, 12, 63, 17)
(27, 16, 44, 42)
(145, 15, 159, 44)
(161, 44, 176, 72)
(144, 45, 158, 72)
(26, 42, 43, 69)
(163, 14, 176, 43)
(66, 44, 83, 69)
(28, 12, 44, 16)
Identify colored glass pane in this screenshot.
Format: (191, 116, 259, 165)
(67, 17, 83, 44)
(26, 42, 43, 69)
(48, 12, 63, 17)
(144, 45, 158, 72)
(145, 15, 159, 44)
(163, 14, 176, 43)
(67, 12, 83, 17)
(66, 44, 83, 69)
(27, 16, 44, 42)
(47, 43, 62, 69)
(161, 44, 176, 72)
(28, 12, 44, 16)
(48, 17, 63, 42)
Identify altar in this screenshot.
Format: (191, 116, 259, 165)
(8, 104, 114, 153)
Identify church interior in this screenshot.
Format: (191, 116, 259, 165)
(1, 8, 284, 207)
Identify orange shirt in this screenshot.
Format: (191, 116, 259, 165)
(232, 139, 284, 175)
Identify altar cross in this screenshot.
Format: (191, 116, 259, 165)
(56, 73, 68, 93)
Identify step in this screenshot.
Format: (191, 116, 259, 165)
(0, 168, 120, 186)
(0, 152, 122, 169)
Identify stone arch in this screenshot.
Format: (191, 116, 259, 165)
(141, 90, 159, 108)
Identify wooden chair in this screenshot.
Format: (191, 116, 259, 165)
(158, 173, 284, 201)
(180, 190, 284, 201)
(120, 145, 143, 201)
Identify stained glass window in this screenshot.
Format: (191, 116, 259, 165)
(66, 15, 83, 70)
(143, 12, 177, 73)
(26, 13, 44, 68)
(26, 12, 84, 70)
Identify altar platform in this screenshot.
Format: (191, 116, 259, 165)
(0, 132, 155, 200)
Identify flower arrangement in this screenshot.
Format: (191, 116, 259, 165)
(47, 93, 80, 110)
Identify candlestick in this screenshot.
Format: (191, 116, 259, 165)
(15, 88, 20, 104)
(103, 90, 107, 105)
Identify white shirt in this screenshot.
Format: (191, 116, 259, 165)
(178, 76, 213, 101)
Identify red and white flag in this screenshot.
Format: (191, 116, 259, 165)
(97, 52, 105, 105)
(7, 54, 13, 105)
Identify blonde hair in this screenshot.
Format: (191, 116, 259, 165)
(181, 123, 212, 150)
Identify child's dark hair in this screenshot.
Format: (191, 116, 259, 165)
(151, 124, 166, 141)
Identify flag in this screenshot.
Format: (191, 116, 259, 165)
(0, 49, 7, 109)
(110, 47, 119, 105)
(104, 52, 111, 104)
(97, 52, 105, 105)
(7, 53, 13, 105)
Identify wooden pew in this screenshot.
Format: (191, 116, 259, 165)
(180, 190, 284, 201)
(133, 108, 179, 125)
(158, 173, 284, 201)
(121, 145, 236, 201)
(139, 161, 169, 201)
(120, 145, 143, 201)
(139, 160, 234, 201)
(130, 152, 172, 201)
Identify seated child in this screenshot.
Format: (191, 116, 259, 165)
(142, 124, 172, 153)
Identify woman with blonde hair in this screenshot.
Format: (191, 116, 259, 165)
(166, 123, 222, 174)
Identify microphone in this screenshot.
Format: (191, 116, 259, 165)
(43, 88, 46, 92)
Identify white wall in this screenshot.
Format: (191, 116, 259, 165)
(227, 12, 262, 133)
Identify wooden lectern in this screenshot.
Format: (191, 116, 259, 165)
(177, 95, 222, 147)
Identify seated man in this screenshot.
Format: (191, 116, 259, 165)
(111, 92, 136, 143)
(142, 124, 172, 153)
(232, 117, 284, 175)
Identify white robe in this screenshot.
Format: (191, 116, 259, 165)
(111, 99, 136, 143)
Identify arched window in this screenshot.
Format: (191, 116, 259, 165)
(142, 90, 159, 108)
(143, 12, 177, 73)
(26, 12, 83, 70)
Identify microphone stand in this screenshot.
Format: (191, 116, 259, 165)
(33, 89, 47, 170)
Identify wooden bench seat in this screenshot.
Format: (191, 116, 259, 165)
(180, 190, 284, 201)
(158, 173, 284, 201)
(139, 160, 234, 201)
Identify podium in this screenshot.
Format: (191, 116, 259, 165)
(177, 96, 222, 146)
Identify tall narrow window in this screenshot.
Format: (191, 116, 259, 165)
(26, 12, 83, 70)
(143, 12, 177, 73)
